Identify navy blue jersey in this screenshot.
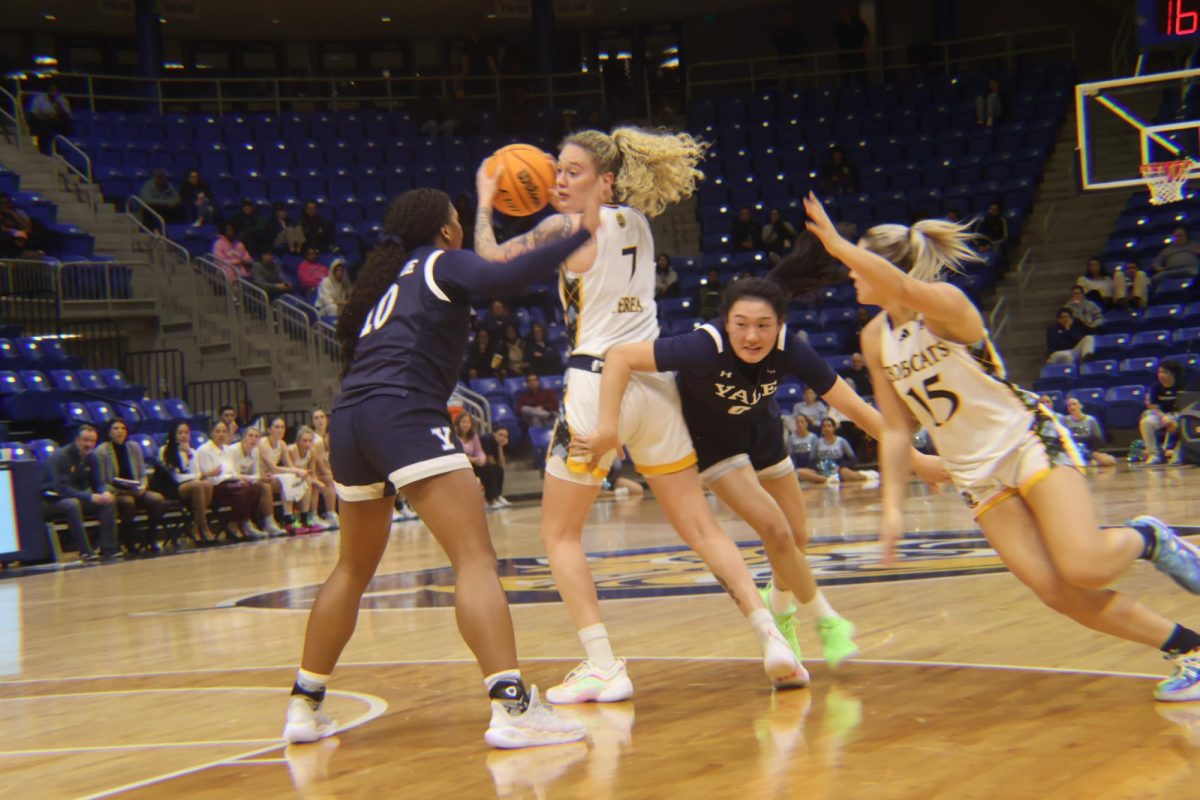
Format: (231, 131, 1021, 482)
(653, 320, 837, 436)
(336, 230, 589, 411)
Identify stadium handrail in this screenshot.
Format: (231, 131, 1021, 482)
(57, 259, 156, 315)
(51, 134, 98, 217)
(0, 85, 25, 149)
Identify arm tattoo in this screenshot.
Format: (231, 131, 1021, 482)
(474, 209, 575, 263)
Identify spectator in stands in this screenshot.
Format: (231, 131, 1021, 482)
(515, 373, 559, 427)
(0, 192, 38, 257)
(28, 83, 72, 156)
(300, 201, 333, 253)
(460, 25, 499, 91)
(266, 202, 304, 255)
(180, 170, 217, 227)
(788, 412, 820, 470)
(791, 386, 829, 428)
(251, 252, 294, 300)
(796, 418, 879, 485)
(212, 223, 255, 283)
(833, 7, 870, 82)
(1076, 257, 1113, 307)
(697, 269, 723, 318)
(232, 199, 266, 254)
(297, 248, 329, 291)
(155, 421, 215, 545)
(839, 352, 871, 395)
(730, 207, 763, 254)
(1060, 396, 1117, 467)
(455, 412, 507, 509)
(1066, 285, 1103, 331)
(819, 146, 859, 195)
(482, 299, 513, 341)
(761, 208, 798, 265)
(655, 252, 681, 298)
(139, 169, 183, 225)
(1112, 260, 1150, 309)
(975, 78, 1004, 127)
(1046, 306, 1095, 364)
(1140, 360, 1183, 464)
(41, 424, 120, 561)
(315, 257, 351, 318)
(500, 324, 529, 375)
(197, 421, 267, 540)
(976, 202, 1007, 253)
(464, 329, 500, 379)
(526, 322, 562, 375)
(96, 418, 166, 555)
(1151, 227, 1200, 288)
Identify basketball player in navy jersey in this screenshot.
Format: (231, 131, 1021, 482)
(573, 236, 947, 675)
(283, 180, 602, 748)
(802, 191, 1200, 701)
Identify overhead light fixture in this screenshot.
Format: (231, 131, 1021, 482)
(163, 62, 185, 70)
(33, 55, 58, 66)
(380, 15, 392, 22)
(42, 12, 57, 21)
(271, 18, 280, 24)
(159, 16, 167, 23)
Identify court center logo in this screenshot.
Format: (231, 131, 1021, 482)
(235, 530, 1011, 610)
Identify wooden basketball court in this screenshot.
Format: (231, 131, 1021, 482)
(2, 465, 1198, 798)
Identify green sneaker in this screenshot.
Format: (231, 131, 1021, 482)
(759, 583, 802, 661)
(817, 616, 859, 669)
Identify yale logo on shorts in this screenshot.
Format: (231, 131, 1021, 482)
(429, 427, 455, 451)
(616, 296, 643, 313)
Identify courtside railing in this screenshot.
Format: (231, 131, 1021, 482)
(51, 134, 99, 217)
(0, 86, 24, 149)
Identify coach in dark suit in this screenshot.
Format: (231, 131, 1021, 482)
(41, 424, 120, 562)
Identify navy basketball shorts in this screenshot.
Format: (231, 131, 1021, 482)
(330, 393, 471, 502)
(694, 412, 792, 487)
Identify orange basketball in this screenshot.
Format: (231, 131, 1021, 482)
(485, 144, 557, 217)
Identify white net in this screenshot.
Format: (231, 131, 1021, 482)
(1139, 160, 1196, 205)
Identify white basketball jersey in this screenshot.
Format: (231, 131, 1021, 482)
(560, 205, 659, 358)
(879, 314, 1038, 483)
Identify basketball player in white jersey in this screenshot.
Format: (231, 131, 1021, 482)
(801, 191, 1200, 701)
(475, 128, 807, 701)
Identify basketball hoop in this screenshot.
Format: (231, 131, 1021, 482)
(1140, 159, 1197, 205)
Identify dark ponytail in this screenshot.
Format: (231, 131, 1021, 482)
(717, 230, 845, 321)
(337, 188, 453, 377)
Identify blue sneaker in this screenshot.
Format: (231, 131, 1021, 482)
(1133, 515, 1200, 594)
(1155, 651, 1200, 702)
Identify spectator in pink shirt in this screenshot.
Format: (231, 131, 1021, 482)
(212, 223, 254, 282)
(297, 247, 328, 290)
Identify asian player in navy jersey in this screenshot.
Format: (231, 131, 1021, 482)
(574, 235, 946, 674)
(284, 179, 603, 749)
(802, 190, 1200, 703)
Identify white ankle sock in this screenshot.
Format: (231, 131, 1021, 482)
(749, 608, 776, 643)
(801, 590, 838, 620)
(768, 584, 796, 615)
(579, 623, 616, 668)
(295, 668, 330, 694)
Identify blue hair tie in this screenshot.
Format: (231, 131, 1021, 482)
(378, 231, 404, 246)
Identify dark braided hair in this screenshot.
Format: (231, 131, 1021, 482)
(716, 230, 845, 320)
(337, 188, 453, 377)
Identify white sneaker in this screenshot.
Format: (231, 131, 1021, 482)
(545, 658, 634, 704)
(241, 522, 267, 540)
(762, 626, 810, 686)
(484, 686, 589, 749)
(321, 512, 340, 529)
(264, 520, 288, 538)
(861, 469, 880, 481)
(494, 496, 512, 508)
(283, 695, 336, 744)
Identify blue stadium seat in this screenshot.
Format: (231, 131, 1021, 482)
(63, 401, 92, 427)
(1105, 385, 1149, 429)
(1118, 356, 1159, 383)
(1129, 329, 1171, 357)
(469, 378, 502, 395)
(1067, 386, 1108, 417)
(1, 443, 32, 461)
(132, 433, 159, 464)
(26, 438, 59, 461)
(1092, 333, 1131, 360)
(1078, 360, 1118, 387)
(1034, 363, 1075, 392)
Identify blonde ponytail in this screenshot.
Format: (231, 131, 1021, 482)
(859, 218, 979, 282)
(562, 127, 708, 218)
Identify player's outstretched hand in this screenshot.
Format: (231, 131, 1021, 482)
(802, 192, 842, 251)
(570, 427, 620, 472)
(476, 159, 502, 210)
